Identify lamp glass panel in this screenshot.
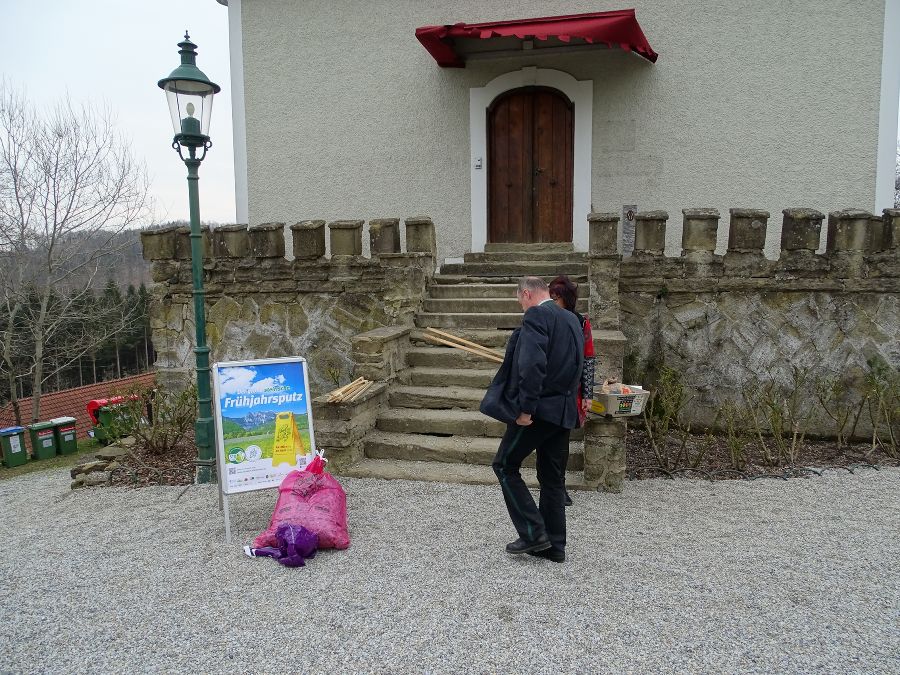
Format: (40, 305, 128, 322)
(164, 80, 215, 136)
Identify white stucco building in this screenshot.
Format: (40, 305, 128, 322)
(216, 0, 900, 260)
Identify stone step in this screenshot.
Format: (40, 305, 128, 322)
(432, 274, 588, 285)
(463, 251, 587, 263)
(410, 328, 512, 348)
(484, 242, 575, 253)
(406, 347, 501, 369)
(423, 298, 588, 314)
(428, 283, 518, 299)
(375, 407, 586, 441)
(407, 367, 496, 388)
(415, 312, 524, 330)
(341, 458, 589, 489)
(389, 384, 485, 410)
(376, 408, 505, 437)
(363, 431, 584, 469)
(439, 262, 588, 277)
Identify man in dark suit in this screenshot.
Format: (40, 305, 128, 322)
(486, 276, 584, 563)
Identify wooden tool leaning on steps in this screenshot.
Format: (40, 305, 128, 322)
(422, 327, 503, 363)
(326, 377, 373, 403)
(327, 329, 501, 404)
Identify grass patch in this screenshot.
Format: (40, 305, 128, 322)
(0, 437, 101, 481)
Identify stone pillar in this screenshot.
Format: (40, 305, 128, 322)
(869, 215, 886, 252)
(290, 220, 326, 259)
(592, 329, 626, 384)
(780, 208, 824, 252)
(212, 224, 251, 258)
(588, 212, 619, 255)
(588, 255, 620, 331)
(882, 208, 900, 250)
(369, 218, 401, 255)
(140, 225, 179, 260)
(583, 416, 627, 493)
(633, 211, 668, 256)
(249, 222, 286, 258)
(174, 225, 212, 261)
(404, 216, 437, 255)
(329, 220, 364, 257)
(778, 208, 826, 277)
(350, 326, 411, 381)
(312, 382, 388, 473)
(724, 209, 770, 277)
(827, 209, 875, 278)
(727, 209, 769, 253)
(681, 208, 720, 255)
(826, 209, 873, 253)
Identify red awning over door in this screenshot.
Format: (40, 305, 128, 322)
(415, 9, 658, 68)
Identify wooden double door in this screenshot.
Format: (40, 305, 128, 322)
(488, 87, 574, 244)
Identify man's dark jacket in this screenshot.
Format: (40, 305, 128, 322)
(480, 301, 584, 430)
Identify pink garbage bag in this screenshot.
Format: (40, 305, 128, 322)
(253, 455, 350, 550)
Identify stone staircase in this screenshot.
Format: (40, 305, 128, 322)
(344, 244, 593, 488)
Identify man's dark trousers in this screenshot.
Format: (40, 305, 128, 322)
(492, 418, 570, 552)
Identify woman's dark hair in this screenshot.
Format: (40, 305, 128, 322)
(549, 275, 578, 312)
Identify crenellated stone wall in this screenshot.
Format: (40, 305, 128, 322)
(142, 205, 899, 442)
(589, 207, 900, 434)
(140, 218, 436, 393)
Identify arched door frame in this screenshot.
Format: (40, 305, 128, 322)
(470, 67, 592, 252)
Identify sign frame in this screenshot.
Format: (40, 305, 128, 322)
(211, 356, 318, 542)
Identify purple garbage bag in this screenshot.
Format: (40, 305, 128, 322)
(244, 523, 318, 567)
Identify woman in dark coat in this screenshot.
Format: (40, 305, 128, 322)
(549, 275, 596, 506)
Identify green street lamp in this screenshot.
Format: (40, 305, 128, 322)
(158, 32, 221, 484)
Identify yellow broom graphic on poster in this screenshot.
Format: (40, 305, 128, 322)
(272, 411, 305, 466)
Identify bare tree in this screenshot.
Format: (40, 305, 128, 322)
(0, 82, 150, 422)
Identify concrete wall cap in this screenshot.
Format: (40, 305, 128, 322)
(217, 224, 249, 232)
(328, 220, 365, 229)
(782, 208, 824, 220)
(144, 225, 180, 234)
(884, 208, 900, 217)
(729, 208, 770, 218)
(404, 216, 434, 225)
(828, 209, 873, 219)
(351, 326, 411, 344)
(587, 212, 620, 222)
(290, 220, 326, 230)
(682, 208, 720, 218)
(250, 222, 285, 231)
(369, 218, 401, 226)
(635, 210, 668, 220)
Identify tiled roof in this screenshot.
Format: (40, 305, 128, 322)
(0, 372, 156, 452)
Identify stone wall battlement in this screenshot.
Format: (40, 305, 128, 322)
(589, 208, 900, 283)
(141, 216, 437, 263)
(140, 217, 437, 392)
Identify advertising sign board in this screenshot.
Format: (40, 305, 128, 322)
(212, 357, 316, 496)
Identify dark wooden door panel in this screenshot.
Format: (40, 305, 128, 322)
(488, 87, 573, 244)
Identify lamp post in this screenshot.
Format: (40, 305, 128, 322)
(158, 32, 221, 484)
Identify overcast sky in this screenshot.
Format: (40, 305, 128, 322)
(0, 0, 236, 225)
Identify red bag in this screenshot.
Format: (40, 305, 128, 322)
(252, 455, 350, 550)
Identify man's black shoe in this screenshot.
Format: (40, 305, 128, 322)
(528, 547, 565, 563)
(564, 491, 573, 507)
(505, 535, 552, 555)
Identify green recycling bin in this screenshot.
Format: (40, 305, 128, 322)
(28, 421, 58, 460)
(95, 404, 130, 444)
(51, 417, 78, 455)
(1, 426, 28, 468)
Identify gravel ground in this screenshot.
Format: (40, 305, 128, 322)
(1, 468, 898, 674)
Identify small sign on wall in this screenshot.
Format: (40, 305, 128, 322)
(622, 205, 637, 256)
